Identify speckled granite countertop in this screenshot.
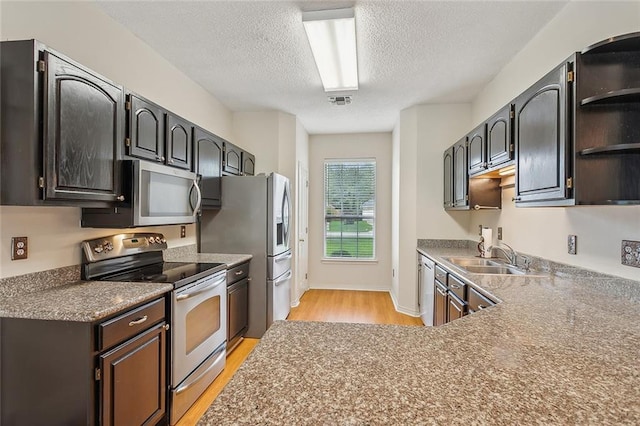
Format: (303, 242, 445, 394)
(199, 243, 640, 424)
(0, 280, 172, 322)
(163, 244, 252, 267)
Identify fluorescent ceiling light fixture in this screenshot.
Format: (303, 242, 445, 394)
(302, 8, 358, 92)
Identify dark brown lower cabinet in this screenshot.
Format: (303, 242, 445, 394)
(434, 281, 448, 326)
(100, 322, 166, 426)
(447, 293, 465, 322)
(0, 297, 168, 425)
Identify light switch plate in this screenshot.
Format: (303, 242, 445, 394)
(568, 235, 577, 255)
(621, 240, 640, 268)
(497, 227, 503, 240)
(11, 236, 28, 260)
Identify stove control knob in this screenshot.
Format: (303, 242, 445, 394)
(148, 237, 155, 244)
(161, 238, 167, 244)
(94, 245, 104, 253)
(104, 242, 114, 251)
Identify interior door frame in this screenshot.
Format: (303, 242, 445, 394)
(294, 161, 309, 305)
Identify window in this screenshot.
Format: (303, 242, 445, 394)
(324, 159, 376, 259)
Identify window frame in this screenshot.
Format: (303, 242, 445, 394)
(322, 158, 377, 262)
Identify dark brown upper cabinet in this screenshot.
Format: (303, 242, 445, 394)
(165, 112, 192, 170)
(193, 126, 223, 208)
(125, 94, 192, 170)
(1, 40, 123, 206)
(467, 123, 487, 176)
(125, 93, 165, 164)
(486, 104, 514, 169)
(242, 151, 256, 176)
(572, 33, 640, 204)
(443, 147, 454, 208)
(452, 138, 468, 207)
(223, 141, 242, 175)
(514, 59, 572, 206)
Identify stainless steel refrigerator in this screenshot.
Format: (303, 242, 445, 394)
(199, 173, 292, 338)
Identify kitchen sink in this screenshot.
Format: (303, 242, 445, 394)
(445, 257, 502, 267)
(461, 265, 525, 275)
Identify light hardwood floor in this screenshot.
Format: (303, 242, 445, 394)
(177, 289, 423, 425)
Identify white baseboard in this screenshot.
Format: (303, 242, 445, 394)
(389, 290, 420, 317)
(308, 284, 390, 292)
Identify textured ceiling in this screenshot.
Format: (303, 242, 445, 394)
(96, 1, 568, 134)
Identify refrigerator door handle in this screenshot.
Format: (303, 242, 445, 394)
(275, 252, 293, 262)
(273, 270, 293, 286)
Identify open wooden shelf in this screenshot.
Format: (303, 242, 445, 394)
(580, 88, 640, 106)
(582, 32, 640, 55)
(579, 143, 640, 156)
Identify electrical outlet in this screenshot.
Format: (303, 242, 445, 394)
(497, 227, 503, 240)
(621, 240, 640, 268)
(478, 225, 483, 236)
(180, 226, 186, 238)
(11, 236, 28, 260)
(568, 235, 577, 255)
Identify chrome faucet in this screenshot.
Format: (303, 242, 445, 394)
(489, 242, 518, 266)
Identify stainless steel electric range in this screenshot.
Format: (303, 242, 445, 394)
(82, 233, 227, 425)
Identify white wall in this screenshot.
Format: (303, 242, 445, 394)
(468, 1, 640, 280)
(392, 104, 472, 315)
(308, 133, 392, 291)
(0, 1, 233, 278)
(232, 111, 281, 174)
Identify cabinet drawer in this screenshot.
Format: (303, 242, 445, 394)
(447, 274, 466, 301)
(98, 298, 165, 351)
(227, 262, 249, 284)
(435, 265, 448, 283)
(468, 286, 495, 313)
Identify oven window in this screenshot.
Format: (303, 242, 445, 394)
(186, 295, 220, 355)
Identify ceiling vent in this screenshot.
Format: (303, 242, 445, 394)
(328, 96, 352, 106)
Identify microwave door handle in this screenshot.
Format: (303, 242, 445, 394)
(190, 179, 202, 216)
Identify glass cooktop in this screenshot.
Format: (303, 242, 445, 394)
(100, 262, 225, 286)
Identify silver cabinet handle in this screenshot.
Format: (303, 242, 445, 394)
(450, 283, 462, 289)
(116, 195, 125, 202)
(234, 270, 244, 276)
(274, 270, 293, 286)
(128, 315, 148, 326)
(477, 304, 487, 310)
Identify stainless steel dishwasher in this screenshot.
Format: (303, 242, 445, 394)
(418, 252, 435, 326)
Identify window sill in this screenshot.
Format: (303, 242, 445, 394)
(321, 258, 379, 264)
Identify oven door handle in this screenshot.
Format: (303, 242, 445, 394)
(176, 276, 226, 301)
(273, 270, 292, 286)
(174, 347, 226, 395)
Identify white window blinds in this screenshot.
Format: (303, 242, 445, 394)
(324, 160, 376, 259)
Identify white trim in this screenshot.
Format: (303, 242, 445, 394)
(321, 258, 378, 264)
(389, 290, 421, 317)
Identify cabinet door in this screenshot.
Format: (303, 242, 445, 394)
(467, 123, 487, 176)
(126, 93, 165, 164)
(443, 147, 454, 208)
(223, 142, 242, 175)
(194, 127, 223, 207)
(514, 61, 572, 204)
(433, 282, 448, 326)
(166, 112, 192, 170)
(43, 51, 122, 203)
(447, 294, 465, 322)
(228, 278, 249, 344)
(242, 151, 255, 176)
(487, 104, 513, 168)
(453, 138, 468, 207)
(99, 322, 166, 426)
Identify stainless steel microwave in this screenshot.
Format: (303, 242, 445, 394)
(81, 160, 201, 228)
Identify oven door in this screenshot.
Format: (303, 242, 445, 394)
(172, 270, 226, 386)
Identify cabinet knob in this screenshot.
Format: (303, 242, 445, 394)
(116, 195, 125, 202)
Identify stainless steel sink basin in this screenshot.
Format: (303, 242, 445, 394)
(445, 257, 502, 267)
(462, 265, 526, 275)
